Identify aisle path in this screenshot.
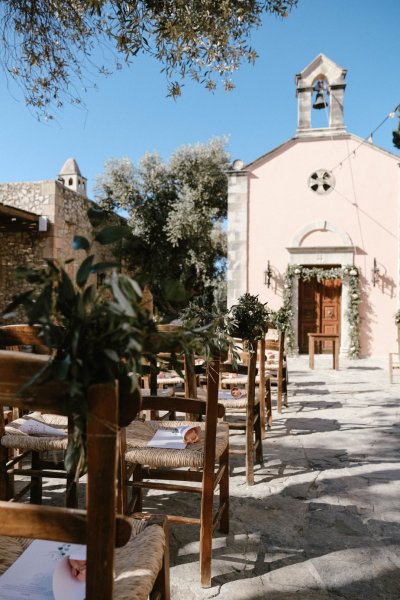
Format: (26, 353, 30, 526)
(164, 356, 400, 599)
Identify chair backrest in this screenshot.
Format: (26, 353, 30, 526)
(0, 324, 48, 354)
(0, 349, 133, 600)
(222, 340, 258, 402)
(264, 329, 285, 362)
(0, 324, 50, 424)
(140, 356, 222, 457)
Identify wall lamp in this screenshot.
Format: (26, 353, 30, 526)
(264, 261, 273, 288)
(371, 257, 380, 287)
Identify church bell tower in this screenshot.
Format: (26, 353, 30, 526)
(295, 54, 347, 138)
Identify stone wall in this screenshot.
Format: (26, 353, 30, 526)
(0, 180, 125, 320)
(0, 181, 53, 217)
(0, 227, 48, 320)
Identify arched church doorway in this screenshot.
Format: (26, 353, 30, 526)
(298, 266, 342, 353)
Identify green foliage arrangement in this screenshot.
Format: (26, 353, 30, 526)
(228, 293, 269, 345)
(268, 306, 292, 332)
(4, 208, 208, 475)
(393, 116, 400, 150)
(394, 310, 400, 325)
(180, 297, 237, 363)
(282, 264, 361, 358)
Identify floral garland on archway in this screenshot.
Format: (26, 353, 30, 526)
(282, 264, 361, 358)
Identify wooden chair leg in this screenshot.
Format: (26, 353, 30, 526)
(218, 445, 229, 534)
(245, 398, 255, 486)
(254, 398, 263, 465)
(30, 451, 42, 504)
(0, 445, 11, 500)
(265, 377, 272, 430)
(128, 463, 143, 515)
(199, 471, 214, 588)
(259, 382, 265, 434)
(283, 367, 288, 407)
(117, 430, 128, 514)
(277, 378, 283, 414)
(66, 471, 78, 508)
(389, 354, 393, 383)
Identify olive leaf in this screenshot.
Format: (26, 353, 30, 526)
(76, 255, 95, 288)
(72, 235, 90, 251)
(94, 225, 131, 245)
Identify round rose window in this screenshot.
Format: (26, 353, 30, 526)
(308, 169, 335, 194)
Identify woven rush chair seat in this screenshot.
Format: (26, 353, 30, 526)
(125, 420, 229, 469)
(196, 388, 249, 410)
(157, 373, 184, 386)
(2, 412, 68, 452)
(220, 373, 248, 387)
(0, 520, 166, 600)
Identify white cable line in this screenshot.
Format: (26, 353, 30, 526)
(329, 102, 400, 173)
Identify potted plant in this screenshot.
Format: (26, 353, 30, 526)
(268, 306, 292, 333)
(228, 292, 269, 348)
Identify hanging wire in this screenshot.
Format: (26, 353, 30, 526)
(329, 103, 400, 173)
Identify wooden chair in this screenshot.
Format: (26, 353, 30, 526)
(0, 349, 170, 600)
(141, 350, 198, 420)
(388, 325, 400, 383)
(0, 324, 77, 506)
(257, 329, 288, 416)
(200, 342, 267, 485)
(388, 352, 400, 383)
(121, 358, 229, 588)
(0, 324, 78, 507)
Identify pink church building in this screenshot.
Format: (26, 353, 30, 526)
(227, 55, 400, 357)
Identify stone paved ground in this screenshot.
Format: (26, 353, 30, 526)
(40, 355, 400, 599)
(158, 355, 400, 599)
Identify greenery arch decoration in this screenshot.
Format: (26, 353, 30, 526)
(282, 264, 361, 358)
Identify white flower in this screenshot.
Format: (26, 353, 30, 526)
(349, 268, 358, 276)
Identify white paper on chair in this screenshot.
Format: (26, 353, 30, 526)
(0, 540, 85, 599)
(19, 420, 67, 437)
(147, 426, 196, 449)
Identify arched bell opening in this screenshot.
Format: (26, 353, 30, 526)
(311, 75, 330, 129)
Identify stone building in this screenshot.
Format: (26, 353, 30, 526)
(227, 54, 400, 357)
(0, 158, 119, 315)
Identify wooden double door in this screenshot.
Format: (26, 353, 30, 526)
(298, 273, 341, 354)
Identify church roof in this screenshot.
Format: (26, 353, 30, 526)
(59, 158, 82, 176)
(296, 54, 347, 86)
(244, 133, 400, 171)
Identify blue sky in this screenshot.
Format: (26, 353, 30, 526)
(0, 0, 399, 199)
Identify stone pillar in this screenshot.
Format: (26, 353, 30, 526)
(297, 87, 313, 131)
(340, 279, 350, 357)
(329, 84, 345, 131)
(227, 169, 249, 308)
(291, 277, 300, 356)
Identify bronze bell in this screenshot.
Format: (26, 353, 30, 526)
(313, 89, 328, 110)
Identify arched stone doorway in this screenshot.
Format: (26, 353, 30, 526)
(286, 220, 355, 357)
